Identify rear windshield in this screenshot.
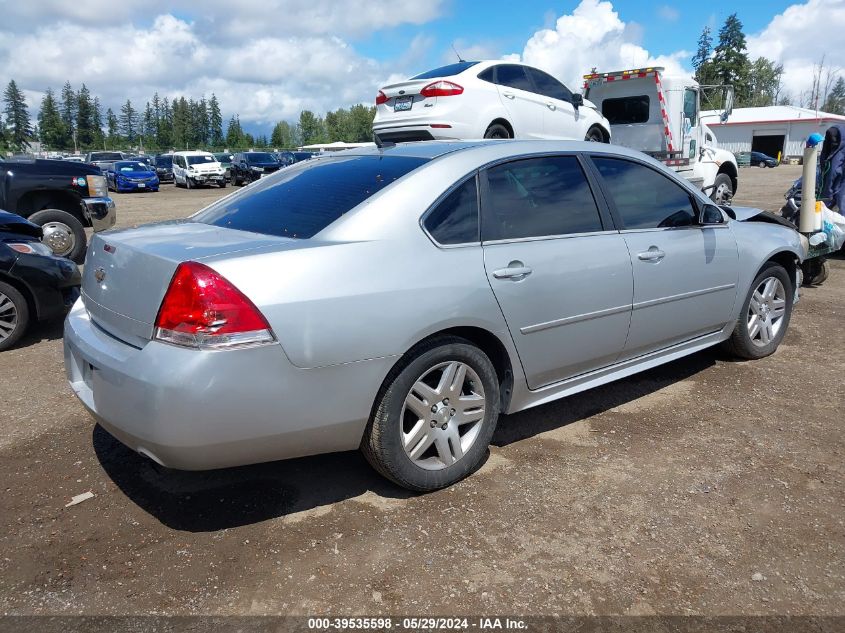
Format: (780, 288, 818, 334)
(193, 155, 429, 239)
(412, 61, 479, 80)
(245, 152, 276, 163)
(91, 152, 123, 161)
(601, 95, 650, 124)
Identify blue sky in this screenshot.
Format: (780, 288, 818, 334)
(354, 0, 798, 73)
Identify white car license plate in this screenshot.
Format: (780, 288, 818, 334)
(394, 96, 413, 112)
(138, 183, 145, 188)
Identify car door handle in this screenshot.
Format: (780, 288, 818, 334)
(493, 262, 533, 280)
(546, 102, 556, 110)
(503, 92, 515, 100)
(637, 248, 666, 262)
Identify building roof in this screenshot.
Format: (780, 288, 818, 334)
(703, 105, 845, 126)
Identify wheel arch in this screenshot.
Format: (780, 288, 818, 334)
(16, 190, 86, 225)
(0, 271, 39, 321)
(760, 250, 800, 291)
(717, 161, 738, 195)
(486, 118, 514, 139)
(377, 326, 516, 416)
(587, 124, 610, 142)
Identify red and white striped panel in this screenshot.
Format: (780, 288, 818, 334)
(653, 73, 675, 153)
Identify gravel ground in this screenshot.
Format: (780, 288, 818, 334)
(0, 164, 843, 617)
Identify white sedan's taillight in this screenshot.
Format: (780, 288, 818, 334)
(375, 90, 388, 105)
(420, 81, 464, 98)
(154, 261, 275, 350)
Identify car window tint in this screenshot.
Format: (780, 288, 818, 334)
(194, 156, 429, 239)
(411, 61, 479, 79)
(601, 95, 650, 124)
(591, 157, 696, 229)
(477, 67, 495, 84)
(495, 65, 533, 92)
(526, 68, 572, 102)
(424, 177, 478, 244)
(482, 156, 603, 241)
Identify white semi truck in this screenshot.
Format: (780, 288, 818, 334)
(583, 67, 738, 205)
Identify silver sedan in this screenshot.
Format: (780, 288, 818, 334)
(64, 140, 804, 491)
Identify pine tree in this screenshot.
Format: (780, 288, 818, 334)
(38, 87, 65, 149)
(142, 102, 155, 150)
(208, 94, 223, 147)
(106, 108, 119, 148)
(92, 97, 104, 149)
(271, 120, 295, 148)
(823, 76, 845, 114)
(119, 99, 137, 143)
(3, 80, 33, 153)
(225, 115, 242, 148)
(692, 26, 717, 86)
(60, 81, 76, 147)
(712, 14, 750, 104)
(76, 84, 95, 147)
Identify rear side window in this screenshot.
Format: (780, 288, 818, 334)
(591, 157, 696, 229)
(424, 177, 479, 244)
(482, 156, 603, 241)
(194, 155, 429, 239)
(494, 65, 534, 92)
(601, 96, 650, 124)
(412, 61, 479, 80)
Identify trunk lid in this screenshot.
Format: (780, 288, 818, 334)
(376, 79, 437, 122)
(82, 221, 295, 346)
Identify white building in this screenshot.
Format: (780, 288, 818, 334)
(701, 105, 845, 159)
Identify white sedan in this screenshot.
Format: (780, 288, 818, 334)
(372, 60, 611, 145)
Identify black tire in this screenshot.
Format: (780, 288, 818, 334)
(802, 258, 829, 286)
(186, 176, 193, 190)
(483, 123, 511, 139)
(219, 180, 227, 188)
(232, 173, 240, 186)
(585, 126, 606, 142)
(0, 281, 30, 352)
(361, 336, 500, 492)
(28, 209, 87, 264)
(710, 173, 734, 205)
(723, 262, 793, 360)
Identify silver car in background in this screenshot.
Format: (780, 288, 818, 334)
(64, 140, 804, 491)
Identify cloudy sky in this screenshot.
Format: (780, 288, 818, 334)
(0, 0, 842, 134)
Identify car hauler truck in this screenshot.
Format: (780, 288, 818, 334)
(583, 67, 738, 205)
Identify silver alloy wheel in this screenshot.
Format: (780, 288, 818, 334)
(0, 290, 18, 343)
(41, 221, 75, 257)
(401, 360, 486, 470)
(713, 182, 732, 205)
(747, 276, 787, 347)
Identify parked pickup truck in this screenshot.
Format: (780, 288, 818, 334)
(0, 157, 116, 263)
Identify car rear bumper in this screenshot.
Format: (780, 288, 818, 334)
(373, 120, 479, 143)
(63, 300, 393, 470)
(81, 197, 116, 232)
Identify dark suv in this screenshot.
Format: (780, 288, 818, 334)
(154, 155, 174, 183)
(230, 152, 281, 186)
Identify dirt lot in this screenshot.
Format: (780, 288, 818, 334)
(0, 165, 843, 618)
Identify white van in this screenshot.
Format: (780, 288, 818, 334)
(172, 151, 227, 189)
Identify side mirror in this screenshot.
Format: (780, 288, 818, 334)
(699, 204, 725, 225)
(572, 93, 584, 108)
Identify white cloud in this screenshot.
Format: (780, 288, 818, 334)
(747, 0, 845, 104)
(657, 5, 681, 22)
(507, 0, 691, 91)
(0, 3, 445, 130)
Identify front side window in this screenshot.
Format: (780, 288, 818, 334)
(424, 177, 478, 244)
(494, 65, 533, 92)
(591, 157, 696, 229)
(194, 155, 429, 239)
(526, 67, 572, 102)
(601, 95, 650, 124)
(482, 156, 603, 241)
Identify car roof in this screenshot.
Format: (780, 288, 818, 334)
(173, 150, 214, 156)
(339, 139, 657, 163)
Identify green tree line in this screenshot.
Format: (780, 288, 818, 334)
(0, 80, 376, 154)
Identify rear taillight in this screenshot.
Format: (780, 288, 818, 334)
(154, 261, 275, 350)
(375, 90, 388, 105)
(420, 81, 464, 98)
